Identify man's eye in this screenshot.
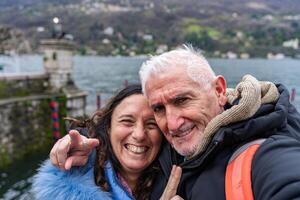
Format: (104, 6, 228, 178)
(153, 105, 165, 113)
(175, 97, 188, 105)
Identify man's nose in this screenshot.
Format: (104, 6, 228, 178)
(165, 108, 184, 133)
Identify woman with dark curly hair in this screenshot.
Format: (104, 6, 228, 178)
(32, 84, 165, 200)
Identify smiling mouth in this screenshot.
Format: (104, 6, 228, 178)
(172, 125, 196, 138)
(125, 144, 149, 154)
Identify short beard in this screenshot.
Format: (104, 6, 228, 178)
(173, 142, 198, 157)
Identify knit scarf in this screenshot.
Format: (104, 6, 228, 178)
(189, 75, 280, 159)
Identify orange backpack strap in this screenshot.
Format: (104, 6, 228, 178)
(225, 139, 266, 200)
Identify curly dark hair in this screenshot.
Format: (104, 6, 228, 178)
(68, 84, 162, 200)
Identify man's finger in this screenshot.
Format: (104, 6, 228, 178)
(63, 139, 98, 170)
(77, 137, 100, 152)
(69, 129, 100, 150)
(68, 130, 82, 147)
(56, 135, 71, 170)
(49, 139, 61, 167)
(161, 165, 182, 199)
(85, 138, 100, 149)
(166, 166, 182, 194)
(65, 155, 89, 170)
(170, 195, 184, 200)
(69, 129, 96, 151)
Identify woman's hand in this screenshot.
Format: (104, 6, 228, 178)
(160, 165, 184, 200)
(49, 130, 99, 170)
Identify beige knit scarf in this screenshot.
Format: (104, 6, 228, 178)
(189, 75, 280, 159)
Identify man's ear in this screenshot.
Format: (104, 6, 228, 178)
(214, 75, 227, 106)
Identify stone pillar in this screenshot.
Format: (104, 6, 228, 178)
(40, 39, 88, 117)
(40, 39, 75, 91)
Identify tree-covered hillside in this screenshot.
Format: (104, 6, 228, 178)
(1, 0, 300, 57)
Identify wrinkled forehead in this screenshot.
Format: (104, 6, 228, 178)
(145, 54, 212, 83)
(147, 86, 192, 104)
(145, 66, 188, 92)
(145, 74, 201, 106)
(142, 52, 214, 97)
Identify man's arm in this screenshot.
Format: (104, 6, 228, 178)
(49, 130, 99, 170)
(252, 136, 300, 200)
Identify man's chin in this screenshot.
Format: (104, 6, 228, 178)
(170, 132, 199, 156)
(173, 144, 197, 157)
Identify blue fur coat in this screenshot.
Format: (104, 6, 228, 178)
(32, 153, 135, 200)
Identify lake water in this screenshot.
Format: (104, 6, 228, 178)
(3, 55, 299, 112)
(1, 55, 300, 199)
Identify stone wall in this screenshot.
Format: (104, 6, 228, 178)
(0, 73, 87, 169)
(0, 73, 49, 99)
(0, 39, 87, 169)
(0, 94, 67, 168)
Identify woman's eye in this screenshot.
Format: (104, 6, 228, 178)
(121, 119, 134, 126)
(146, 122, 158, 129)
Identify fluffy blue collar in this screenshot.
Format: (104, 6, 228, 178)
(32, 152, 135, 200)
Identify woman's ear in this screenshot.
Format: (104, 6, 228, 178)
(214, 75, 227, 106)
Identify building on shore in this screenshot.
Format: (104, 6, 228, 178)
(0, 39, 87, 168)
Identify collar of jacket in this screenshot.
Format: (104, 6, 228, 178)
(105, 161, 135, 200)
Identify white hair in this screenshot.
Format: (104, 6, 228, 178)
(139, 45, 216, 96)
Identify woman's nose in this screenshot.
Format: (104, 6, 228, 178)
(131, 123, 146, 141)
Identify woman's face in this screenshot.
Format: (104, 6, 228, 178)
(110, 94, 162, 176)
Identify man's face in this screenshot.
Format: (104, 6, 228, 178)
(145, 67, 226, 156)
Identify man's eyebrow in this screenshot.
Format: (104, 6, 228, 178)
(170, 92, 192, 101)
(150, 92, 193, 108)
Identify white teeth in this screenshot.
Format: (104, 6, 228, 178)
(171, 126, 194, 137)
(180, 129, 191, 136)
(176, 129, 191, 137)
(125, 144, 148, 154)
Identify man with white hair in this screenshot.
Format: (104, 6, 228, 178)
(139, 47, 227, 158)
(50, 46, 300, 199)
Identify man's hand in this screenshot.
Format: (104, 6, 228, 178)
(160, 165, 184, 200)
(49, 130, 99, 170)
